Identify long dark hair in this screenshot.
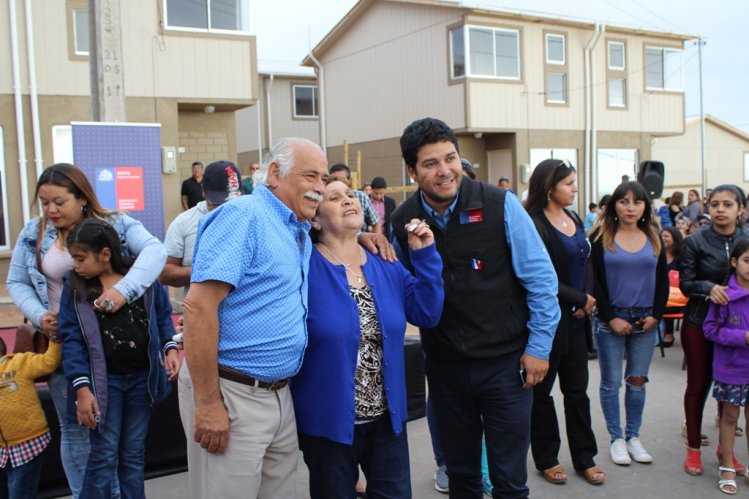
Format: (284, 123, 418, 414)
(66, 219, 133, 297)
(36, 164, 115, 220)
(730, 238, 749, 277)
(525, 159, 576, 215)
(661, 226, 683, 261)
(594, 181, 662, 255)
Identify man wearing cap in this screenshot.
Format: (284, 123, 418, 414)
(161, 160, 242, 498)
(391, 118, 559, 498)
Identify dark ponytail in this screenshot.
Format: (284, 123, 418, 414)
(66, 219, 134, 297)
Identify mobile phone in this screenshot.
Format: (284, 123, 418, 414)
(519, 369, 527, 385)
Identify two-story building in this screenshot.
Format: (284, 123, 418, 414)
(0, 0, 258, 274)
(236, 62, 319, 168)
(298, 0, 692, 210)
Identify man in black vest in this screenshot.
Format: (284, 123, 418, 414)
(391, 118, 560, 498)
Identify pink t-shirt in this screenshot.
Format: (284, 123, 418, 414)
(42, 242, 73, 313)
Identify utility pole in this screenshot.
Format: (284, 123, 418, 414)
(697, 37, 706, 192)
(89, 0, 126, 122)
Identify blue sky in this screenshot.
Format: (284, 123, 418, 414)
(255, 0, 748, 133)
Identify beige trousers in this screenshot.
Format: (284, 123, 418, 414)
(178, 361, 298, 499)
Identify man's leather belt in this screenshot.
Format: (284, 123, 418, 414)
(218, 365, 289, 391)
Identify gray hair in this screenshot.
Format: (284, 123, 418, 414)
(254, 137, 322, 186)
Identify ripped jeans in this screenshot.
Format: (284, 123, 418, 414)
(594, 307, 656, 442)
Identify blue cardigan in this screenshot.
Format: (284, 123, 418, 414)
(58, 279, 177, 427)
(291, 243, 443, 444)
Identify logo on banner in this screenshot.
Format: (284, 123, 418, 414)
(95, 166, 145, 211)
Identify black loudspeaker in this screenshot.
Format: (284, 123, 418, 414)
(637, 160, 664, 199)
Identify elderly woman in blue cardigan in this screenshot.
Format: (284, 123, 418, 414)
(291, 179, 443, 499)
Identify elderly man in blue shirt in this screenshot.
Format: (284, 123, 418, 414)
(391, 118, 560, 499)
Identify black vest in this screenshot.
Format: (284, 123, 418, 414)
(392, 178, 529, 362)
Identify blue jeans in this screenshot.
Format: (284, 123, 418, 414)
(299, 417, 411, 499)
(82, 372, 152, 499)
(0, 449, 45, 499)
(426, 349, 532, 499)
(426, 397, 445, 468)
(48, 370, 92, 498)
(595, 310, 656, 441)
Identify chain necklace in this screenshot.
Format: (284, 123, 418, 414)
(546, 208, 568, 228)
(317, 242, 365, 284)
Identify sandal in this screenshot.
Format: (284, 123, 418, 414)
(579, 466, 605, 485)
(542, 465, 568, 485)
(717, 445, 746, 476)
(719, 466, 737, 495)
(681, 422, 709, 446)
(684, 447, 703, 476)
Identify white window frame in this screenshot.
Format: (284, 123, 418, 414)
(72, 8, 89, 56)
(293, 85, 318, 118)
(0, 127, 10, 250)
(453, 25, 520, 80)
(162, 0, 251, 35)
(545, 34, 565, 65)
(645, 46, 683, 91)
(744, 152, 749, 182)
(608, 41, 625, 70)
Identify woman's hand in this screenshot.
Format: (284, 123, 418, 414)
(582, 294, 597, 315)
(39, 311, 59, 339)
(709, 284, 730, 305)
(609, 317, 633, 336)
(166, 350, 181, 381)
(358, 233, 397, 262)
(405, 219, 434, 251)
(639, 316, 659, 332)
(76, 387, 100, 429)
(95, 288, 127, 314)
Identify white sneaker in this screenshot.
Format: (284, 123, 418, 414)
(610, 438, 632, 465)
(626, 437, 653, 463)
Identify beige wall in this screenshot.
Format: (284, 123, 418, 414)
(653, 119, 749, 198)
(0, 0, 256, 103)
(320, 1, 466, 146)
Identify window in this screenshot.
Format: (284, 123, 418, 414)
(546, 73, 566, 103)
(607, 40, 627, 108)
(164, 0, 250, 33)
(543, 32, 567, 105)
(73, 9, 89, 55)
(293, 85, 318, 118)
(546, 34, 565, 65)
(0, 127, 9, 248)
(608, 42, 625, 70)
(608, 78, 626, 107)
(598, 149, 638, 195)
(450, 25, 520, 79)
(450, 27, 465, 78)
(744, 152, 749, 182)
(646, 47, 683, 91)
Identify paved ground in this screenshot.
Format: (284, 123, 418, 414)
(131, 340, 728, 498)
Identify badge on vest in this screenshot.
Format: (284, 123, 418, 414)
(460, 208, 483, 224)
(471, 259, 484, 270)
